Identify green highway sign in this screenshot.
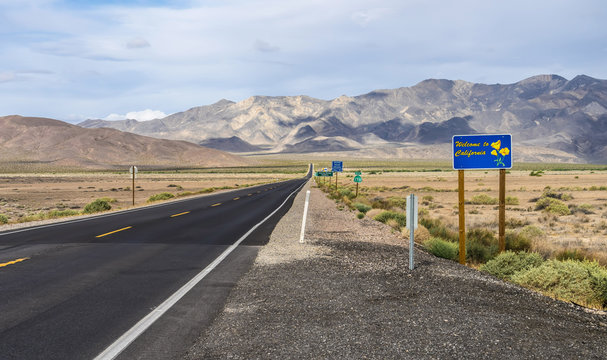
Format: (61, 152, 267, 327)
(353, 175, 362, 183)
(315, 171, 333, 177)
(354, 171, 362, 176)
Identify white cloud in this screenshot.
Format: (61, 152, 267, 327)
(104, 109, 167, 121)
(1, 0, 606, 122)
(351, 8, 389, 27)
(0, 71, 16, 83)
(126, 37, 151, 49)
(254, 39, 280, 53)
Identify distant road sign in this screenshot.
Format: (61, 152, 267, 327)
(354, 171, 362, 176)
(315, 171, 333, 177)
(332, 161, 343, 172)
(453, 134, 512, 170)
(353, 175, 362, 183)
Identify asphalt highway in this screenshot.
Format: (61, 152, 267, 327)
(0, 167, 310, 359)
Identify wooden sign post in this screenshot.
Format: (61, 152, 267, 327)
(458, 170, 466, 264)
(499, 169, 506, 252)
(453, 134, 512, 264)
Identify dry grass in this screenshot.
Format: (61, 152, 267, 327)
(327, 168, 607, 265)
(0, 171, 299, 225)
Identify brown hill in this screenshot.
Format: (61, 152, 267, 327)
(0, 115, 251, 169)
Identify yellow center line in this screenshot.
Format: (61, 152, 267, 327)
(170, 211, 190, 218)
(211, 203, 222, 207)
(233, 197, 240, 200)
(0, 257, 30, 268)
(96, 226, 133, 238)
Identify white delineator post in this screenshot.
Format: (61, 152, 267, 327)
(406, 194, 418, 270)
(299, 190, 311, 243)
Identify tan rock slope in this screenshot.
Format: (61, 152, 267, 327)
(0, 115, 250, 169)
(79, 75, 607, 163)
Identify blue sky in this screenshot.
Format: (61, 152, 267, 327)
(1, 0, 606, 122)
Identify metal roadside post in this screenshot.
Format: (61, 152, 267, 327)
(406, 194, 418, 270)
(299, 189, 311, 243)
(353, 171, 362, 197)
(129, 165, 138, 206)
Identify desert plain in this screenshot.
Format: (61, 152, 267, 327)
(0, 168, 302, 226)
(316, 162, 607, 265)
(2, 160, 607, 265)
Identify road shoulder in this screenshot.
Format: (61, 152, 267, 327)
(185, 184, 607, 359)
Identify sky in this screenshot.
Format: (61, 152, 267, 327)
(1, 0, 606, 122)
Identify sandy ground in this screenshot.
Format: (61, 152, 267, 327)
(336, 170, 607, 261)
(0, 172, 298, 225)
(2, 169, 606, 260)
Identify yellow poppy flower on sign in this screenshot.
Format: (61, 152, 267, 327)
(491, 149, 498, 156)
(499, 147, 510, 156)
(491, 140, 501, 150)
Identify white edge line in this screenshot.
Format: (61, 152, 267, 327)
(93, 178, 309, 360)
(0, 179, 302, 238)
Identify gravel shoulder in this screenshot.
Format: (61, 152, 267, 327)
(185, 182, 607, 359)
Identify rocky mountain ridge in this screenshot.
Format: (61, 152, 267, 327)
(0, 115, 250, 169)
(79, 74, 607, 163)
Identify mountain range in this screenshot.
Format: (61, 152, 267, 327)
(79, 74, 607, 164)
(0, 115, 249, 169)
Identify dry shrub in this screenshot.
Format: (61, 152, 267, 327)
(401, 225, 431, 244)
(468, 194, 498, 205)
(374, 211, 406, 229)
(385, 218, 400, 229)
(423, 237, 459, 261)
(505, 217, 530, 228)
(511, 259, 607, 309)
(366, 208, 383, 219)
(505, 230, 532, 252)
(480, 251, 544, 280)
(466, 228, 499, 263)
(420, 217, 459, 243)
(555, 248, 590, 262)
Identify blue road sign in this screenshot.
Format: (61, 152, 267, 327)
(453, 134, 512, 170)
(332, 161, 343, 172)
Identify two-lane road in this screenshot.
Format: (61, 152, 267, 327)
(0, 168, 310, 359)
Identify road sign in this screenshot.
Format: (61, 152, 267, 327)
(453, 134, 512, 170)
(353, 175, 362, 183)
(354, 171, 362, 176)
(315, 171, 333, 177)
(129, 166, 138, 175)
(332, 161, 343, 172)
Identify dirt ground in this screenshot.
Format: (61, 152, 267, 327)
(0, 172, 299, 224)
(2, 168, 606, 262)
(335, 169, 607, 262)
